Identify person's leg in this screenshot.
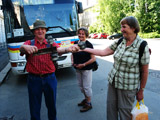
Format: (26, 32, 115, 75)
(27, 74, 42, 120)
(82, 70, 92, 103)
(107, 83, 118, 120)
(118, 89, 137, 120)
(80, 70, 92, 112)
(76, 70, 87, 106)
(76, 70, 84, 94)
(43, 73, 57, 120)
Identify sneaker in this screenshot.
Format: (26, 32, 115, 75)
(78, 99, 86, 106)
(80, 103, 92, 112)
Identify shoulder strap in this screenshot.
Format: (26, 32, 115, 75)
(117, 37, 123, 46)
(30, 39, 50, 47)
(117, 38, 148, 60)
(139, 41, 147, 63)
(30, 39, 35, 45)
(26, 39, 35, 60)
(24, 39, 34, 72)
(139, 41, 148, 80)
(46, 43, 50, 48)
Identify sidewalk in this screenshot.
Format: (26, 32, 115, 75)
(0, 47, 11, 85)
(0, 63, 11, 85)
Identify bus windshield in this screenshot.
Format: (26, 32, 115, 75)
(4, 0, 78, 40)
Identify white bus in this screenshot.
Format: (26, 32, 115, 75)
(1, 0, 83, 75)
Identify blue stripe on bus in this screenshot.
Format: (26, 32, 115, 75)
(8, 45, 21, 49)
(55, 38, 79, 43)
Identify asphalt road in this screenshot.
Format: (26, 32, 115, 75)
(0, 38, 160, 120)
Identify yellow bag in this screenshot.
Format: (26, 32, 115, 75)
(131, 99, 149, 120)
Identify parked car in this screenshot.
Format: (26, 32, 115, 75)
(107, 33, 122, 40)
(90, 33, 98, 39)
(98, 33, 109, 39)
(88, 33, 94, 38)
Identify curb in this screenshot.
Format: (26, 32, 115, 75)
(0, 63, 11, 85)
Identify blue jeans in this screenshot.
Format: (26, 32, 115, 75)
(27, 73, 57, 120)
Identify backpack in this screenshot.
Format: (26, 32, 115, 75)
(30, 39, 50, 47)
(117, 37, 151, 65)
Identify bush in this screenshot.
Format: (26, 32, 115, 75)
(139, 32, 160, 38)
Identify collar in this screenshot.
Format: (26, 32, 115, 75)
(35, 38, 48, 45)
(132, 35, 141, 48)
(123, 35, 140, 48)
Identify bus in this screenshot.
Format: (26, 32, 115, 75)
(1, 0, 83, 75)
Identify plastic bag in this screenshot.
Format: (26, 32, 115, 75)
(131, 99, 148, 120)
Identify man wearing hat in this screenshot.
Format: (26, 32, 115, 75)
(20, 19, 79, 120)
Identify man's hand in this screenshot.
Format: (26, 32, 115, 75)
(20, 45, 38, 54)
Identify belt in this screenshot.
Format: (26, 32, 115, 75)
(29, 73, 53, 78)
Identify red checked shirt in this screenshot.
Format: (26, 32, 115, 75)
(21, 38, 59, 74)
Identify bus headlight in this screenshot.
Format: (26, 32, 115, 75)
(17, 62, 25, 66)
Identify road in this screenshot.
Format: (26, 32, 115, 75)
(0, 38, 160, 120)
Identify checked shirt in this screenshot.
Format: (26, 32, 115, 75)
(21, 38, 59, 74)
(108, 35, 150, 90)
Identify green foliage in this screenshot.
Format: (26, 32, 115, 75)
(135, 0, 160, 33)
(89, 22, 105, 33)
(96, 0, 126, 34)
(89, 0, 160, 37)
(139, 32, 160, 38)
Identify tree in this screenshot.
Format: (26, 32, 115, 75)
(91, 0, 134, 34)
(135, 0, 160, 33)
(89, 0, 160, 35)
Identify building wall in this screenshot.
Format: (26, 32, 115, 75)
(0, 10, 6, 48)
(78, 0, 98, 29)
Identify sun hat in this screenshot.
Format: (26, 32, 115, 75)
(31, 19, 48, 32)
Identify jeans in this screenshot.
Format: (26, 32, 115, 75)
(27, 73, 57, 120)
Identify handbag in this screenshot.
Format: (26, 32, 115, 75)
(131, 99, 148, 120)
(92, 61, 99, 71)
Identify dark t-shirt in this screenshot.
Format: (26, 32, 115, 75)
(73, 40, 94, 70)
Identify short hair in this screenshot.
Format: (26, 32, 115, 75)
(120, 16, 140, 34)
(77, 27, 89, 38)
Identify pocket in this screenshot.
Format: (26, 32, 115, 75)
(127, 89, 137, 103)
(118, 90, 137, 109)
(121, 51, 139, 67)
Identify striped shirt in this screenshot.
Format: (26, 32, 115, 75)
(108, 35, 150, 90)
(23, 38, 59, 74)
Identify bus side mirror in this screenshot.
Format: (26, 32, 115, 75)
(77, 2, 83, 13)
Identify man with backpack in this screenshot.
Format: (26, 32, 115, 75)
(83, 16, 150, 120)
(20, 19, 79, 120)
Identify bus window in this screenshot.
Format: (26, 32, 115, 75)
(12, 0, 54, 5)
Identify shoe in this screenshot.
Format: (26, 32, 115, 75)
(80, 103, 92, 112)
(78, 99, 86, 106)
